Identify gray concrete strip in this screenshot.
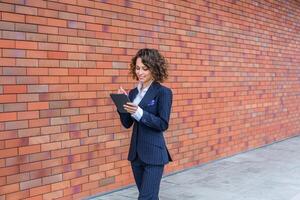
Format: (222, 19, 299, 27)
(87, 135, 300, 200)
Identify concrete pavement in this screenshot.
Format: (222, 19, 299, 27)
(87, 135, 300, 200)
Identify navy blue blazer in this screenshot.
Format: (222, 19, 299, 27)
(118, 81, 172, 165)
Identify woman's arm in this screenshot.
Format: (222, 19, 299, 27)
(117, 87, 134, 129)
(118, 112, 134, 129)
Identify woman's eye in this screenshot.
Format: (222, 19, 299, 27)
(142, 67, 148, 71)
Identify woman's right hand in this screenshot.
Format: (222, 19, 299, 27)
(118, 86, 128, 95)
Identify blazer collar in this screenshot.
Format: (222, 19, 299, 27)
(129, 81, 161, 108)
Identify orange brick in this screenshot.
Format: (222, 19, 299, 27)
(0, 58, 16, 66)
(28, 102, 49, 110)
(49, 132, 69, 142)
(0, 112, 16, 122)
(20, 162, 42, 173)
(0, 2, 14, 12)
(87, 69, 103, 76)
(26, 50, 47, 58)
(7, 172, 30, 184)
(0, 39, 15, 48)
(0, 165, 19, 176)
(3, 85, 26, 94)
(42, 174, 62, 185)
(16, 59, 38, 67)
(0, 183, 19, 195)
(29, 118, 49, 128)
(3, 67, 26, 75)
(70, 176, 88, 186)
(27, 67, 48, 76)
(41, 142, 61, 151)
(2, 12, 25, 23)
(47, 18, 67, 27)
(29, 135, 50, 145)
(6, 190, 29, 200)
(5, 137, 29, 148)
(29, 185, 51, 196)
(71, 160, 89, 171)
(30, 168, 51, 180)
(16, 41, 38, 50)
(39, 76, 60, 84)
(26, 15, 47, 25)
(17, 111, 39, 120)
(38, 25, 59, 34)
(48, 51, 68, 59)
(70, 115, 88, 123)
(49, 69, 69, 78)
(24, 195, 43, 200)
(19, 145, 41, 155)
(20, 178, 42, 190)
(68, 68, 86, 75)
(41, 126, 61, 135)
(73, 191, 90, 200)
(29, 152, 50, 162)
(42, 158, 62, 168)
(18, 127, 40, 137)
(51, 180, 70, 191)
(3, 49, 26, 58)
(0, 130, 17, 140)
(63, 169, 82, 180)
(16, 5, 37, 15)
(43, 190, 63, 200)
(0, 148, 18, 158)
(89, 172, 105, 182)
(6, 172, 29, 184)
(61, 139, 80, 148)
(82, 181, 99, 191)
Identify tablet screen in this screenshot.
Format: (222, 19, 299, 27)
(110, 93, 130, 113)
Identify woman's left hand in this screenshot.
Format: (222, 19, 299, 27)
(124, 102, 138, 114)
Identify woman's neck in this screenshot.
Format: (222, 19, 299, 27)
(141, 80, 153, 90)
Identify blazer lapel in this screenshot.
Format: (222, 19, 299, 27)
(129, 88, 138, 102)
(138, 82, 160, 109)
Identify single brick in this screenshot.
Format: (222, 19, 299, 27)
(5, 120, 28, 130)
(42, 174, 62, 185)
(20, 179, 42, 190)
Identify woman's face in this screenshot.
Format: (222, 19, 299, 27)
(135, 57, 153, 86)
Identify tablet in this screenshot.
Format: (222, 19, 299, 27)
(110, 93, 131, 113)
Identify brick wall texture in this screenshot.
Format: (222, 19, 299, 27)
(0, 0, 300, 199)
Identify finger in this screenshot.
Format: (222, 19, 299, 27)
(124, 104, 136, 110)
(124, 107, 134, 114)
(124, 105, 137, 113)
(119, 86, 128, 95)
(126, 102, 136, 107)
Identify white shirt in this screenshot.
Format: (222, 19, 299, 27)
(131, 81, 153, 121)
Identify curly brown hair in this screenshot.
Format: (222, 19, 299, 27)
(129, 48, 168, 82)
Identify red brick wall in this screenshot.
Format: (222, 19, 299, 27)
(1, 0, 300, 199)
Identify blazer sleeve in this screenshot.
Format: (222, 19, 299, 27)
(117, 90, 134, 129)
(140, 87, 172, 132)
(118, 112, 134, 129)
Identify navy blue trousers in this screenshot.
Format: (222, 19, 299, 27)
(131, 155, 164, 200)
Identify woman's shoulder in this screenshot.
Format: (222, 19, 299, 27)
(157, 83, 172, 95)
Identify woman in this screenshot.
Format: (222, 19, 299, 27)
(117, 48, 173, 200)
